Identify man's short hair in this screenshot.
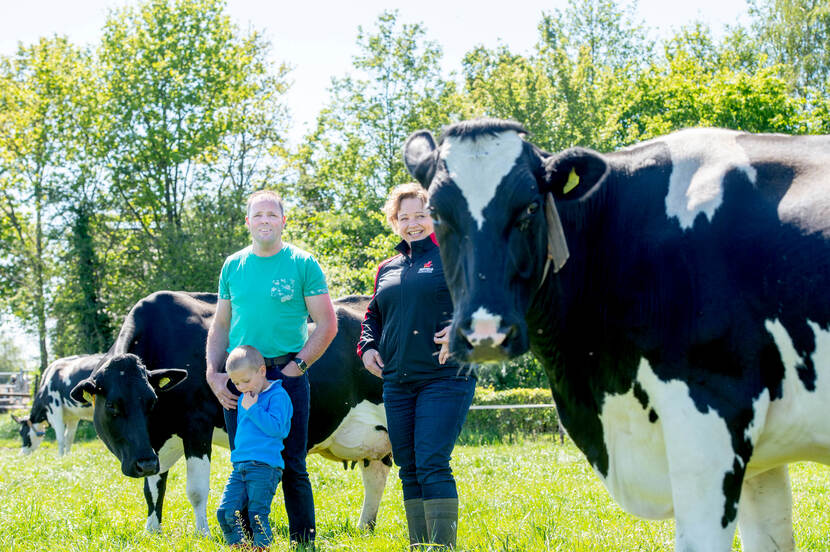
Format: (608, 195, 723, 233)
(383, 182, 429, 230)
(246, 190, 284, 217)
(226, 345, 265, 373)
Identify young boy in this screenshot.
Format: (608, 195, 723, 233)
(216, 345, 292, 548)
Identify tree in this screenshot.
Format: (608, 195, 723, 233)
(0, 37, 90, 372)
(98, 0, 290, 313)
(749, 0, 830, 99)
(0, 325, 29, 374)
(289, 11, 463, 295)
(616, 24, 808, 143)
(461, 0, 653, 152)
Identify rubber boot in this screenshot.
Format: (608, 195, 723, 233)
(423, 498, 458, 549)
(404, 498, 428, 548)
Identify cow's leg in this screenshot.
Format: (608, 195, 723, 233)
(143, 436, 184, 533)
(640, 365, 743, 551)
(62, 416, 79, 455)
(184, 452, 212, 536)
(183, 435, 213, 536)
(738, 465, 794, 552)
(357, 456, 392, 529)
(47, 409, 67, 456)
(144, 472, 168, 533)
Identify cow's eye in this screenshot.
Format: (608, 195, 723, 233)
(516, 201, 540, 231)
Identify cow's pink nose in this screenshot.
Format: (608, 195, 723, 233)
(461, 307, 510, 347)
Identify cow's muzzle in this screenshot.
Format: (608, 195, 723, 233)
(127, 455, 160, 478)
(454, 307, 527, 362)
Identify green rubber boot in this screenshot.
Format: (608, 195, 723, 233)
(423, 498, 458, 549)
(404, 498, 428, 548)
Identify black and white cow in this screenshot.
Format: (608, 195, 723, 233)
(403, 119, 830, 551)
(13, 354, 102, 456)
(70, 291, 390, 534)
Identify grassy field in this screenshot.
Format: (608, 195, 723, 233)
(0, 435, 828, 551)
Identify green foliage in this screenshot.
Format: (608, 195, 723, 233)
(98, 0, 290, 305)
(749, 0, 830, 99)
(288, 11, 462, 294)
(616, 24, 808, 143)
(474, 353, 549, 390)
(461, 386, 560, 445)
(0, 37, 94, 371)
(0, 331, 27, 374)
(462, 0, 652, 152)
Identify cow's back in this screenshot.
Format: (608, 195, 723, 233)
(307, 295, 382, 450)
(112, 291, 224, 439)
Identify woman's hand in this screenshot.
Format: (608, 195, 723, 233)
(361, 349, 384, 378)
(434, 325, 451, 365)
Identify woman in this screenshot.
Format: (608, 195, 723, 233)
(358, 182, 476, 549)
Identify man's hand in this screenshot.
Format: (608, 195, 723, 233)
(280, 361, 303, 378)
(241, 391, 258, 410)
(361, 349, 384, 378)
(434, 325, 451, 365)
(206, 371, 239, 410)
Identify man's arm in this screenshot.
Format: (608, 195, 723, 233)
(206, 298, 239, 409)
(281, 293, 338, 377)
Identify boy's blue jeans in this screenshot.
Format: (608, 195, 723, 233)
(383, 375, 476, 501)
(216, 461, 282, 547)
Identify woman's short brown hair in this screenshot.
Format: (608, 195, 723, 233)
(383, 183, 429, 230)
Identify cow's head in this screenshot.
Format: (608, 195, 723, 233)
(70, 353, 187, 477)
(11, 414, 45, 455)
(403, 118, 607, 362)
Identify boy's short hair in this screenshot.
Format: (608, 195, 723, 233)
(246, 189, 284, 217)
(226, 345, 265, 373)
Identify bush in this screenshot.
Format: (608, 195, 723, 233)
(459, 386, 562, 445)
(473, 353, 549, 390)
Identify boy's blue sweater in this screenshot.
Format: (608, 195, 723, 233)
(231, 380, 292, 468)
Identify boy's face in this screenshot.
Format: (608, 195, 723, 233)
(229, 364, 268, 395)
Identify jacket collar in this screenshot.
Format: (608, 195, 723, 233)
(395, 233, 439, 257)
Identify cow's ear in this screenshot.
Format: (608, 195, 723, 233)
(403, 130, 437, 187)
(542, 147, 609, 200)
(11, 414, 26, 424)
(147, 369, 188, 393)
(71, 378, 98, 406)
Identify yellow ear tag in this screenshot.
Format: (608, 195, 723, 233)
(158, 377, 171, 388)
(563, 168, 579, 194)
(83, 390, 95, 404)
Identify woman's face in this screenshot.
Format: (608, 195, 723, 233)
(396, 196, 434, 245)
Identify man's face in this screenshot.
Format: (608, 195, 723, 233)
(246, 197, 285, 248)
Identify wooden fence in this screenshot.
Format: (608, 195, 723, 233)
(0, 371, 32, 413)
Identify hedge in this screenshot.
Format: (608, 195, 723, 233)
(459, 387, 562, 444)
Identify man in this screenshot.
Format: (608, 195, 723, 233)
(206, 190, 338, 546)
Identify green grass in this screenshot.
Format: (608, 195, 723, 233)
(0, 436, 828, 551)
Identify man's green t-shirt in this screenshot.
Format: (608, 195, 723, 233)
(218, 243, 329, 357)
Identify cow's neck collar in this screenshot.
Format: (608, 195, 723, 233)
(395, 233, 438, 258)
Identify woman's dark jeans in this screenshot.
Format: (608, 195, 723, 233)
(383, 375, 476, 501)
(224, 366, 315, 543)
